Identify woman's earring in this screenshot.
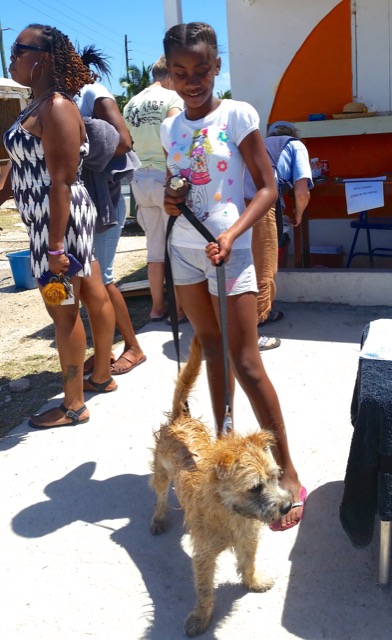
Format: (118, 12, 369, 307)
(30, 62, 44, 84)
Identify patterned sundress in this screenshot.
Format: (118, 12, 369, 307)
(3, 94, 96, 278)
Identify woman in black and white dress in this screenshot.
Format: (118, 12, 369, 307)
(1, 23, 117, 429)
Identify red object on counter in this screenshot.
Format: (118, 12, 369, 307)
(320, 160, 330, 177)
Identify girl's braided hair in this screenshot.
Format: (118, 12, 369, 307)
(163, 22, 218, 59)
(27, 24, 97, 95)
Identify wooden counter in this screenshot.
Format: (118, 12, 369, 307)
(292, 176, 392, 267)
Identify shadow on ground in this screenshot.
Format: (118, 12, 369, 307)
(10, 461, 251, 638)
(0, 370, 63, 437)
(259, 302, 392, 344)
(282, 481, 392, 639)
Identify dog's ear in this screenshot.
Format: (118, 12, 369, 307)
(247, 430, 275, 450)
(214, 451, 236, 479)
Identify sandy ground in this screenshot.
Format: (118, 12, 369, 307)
(0, 202, 148, 432)
(0, 230, 147, 364)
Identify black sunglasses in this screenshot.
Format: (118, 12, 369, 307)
(11, 42, 49, 58)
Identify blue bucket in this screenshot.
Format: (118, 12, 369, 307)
(6, 249, 37, 289)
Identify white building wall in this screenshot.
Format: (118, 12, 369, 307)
(354, 0, 392, 110)
(226, 0, 341, 133)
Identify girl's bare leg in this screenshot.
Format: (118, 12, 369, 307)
(175, 281, 235, 434)
(213, 291, 302, 528)
(179, 281, 302, 529)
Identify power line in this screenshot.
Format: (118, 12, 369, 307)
(5, 0, 166, 88)
(35, 0, 122, 48)
(13, 0, 124, 58)
(18, 0, 164, 55)
(53, 0, 124, 40)
(43, 0, 166, 59)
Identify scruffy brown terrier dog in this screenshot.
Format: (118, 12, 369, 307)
(150, 336, 292, 637)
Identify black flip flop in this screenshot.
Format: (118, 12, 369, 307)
(83, 376, 118, 393)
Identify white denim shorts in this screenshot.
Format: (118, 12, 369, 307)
(169, 244, 257, 297)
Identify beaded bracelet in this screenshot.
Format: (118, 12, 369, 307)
(48, 248, 65, 256)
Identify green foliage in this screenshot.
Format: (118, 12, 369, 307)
(119, 62, 152, 99)
(217, 89, 232, 99)
(115, 93, 128, 112)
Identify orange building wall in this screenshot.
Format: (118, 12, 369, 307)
(269, 0, 352, 122)
(269, 0, 392, 218)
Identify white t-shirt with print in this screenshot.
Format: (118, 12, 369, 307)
(160, 99, 259, 249)
(123, 85, 183, 173)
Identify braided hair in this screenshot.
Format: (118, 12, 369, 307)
(27, 24, 97, 95)
(163, 22, 218, 59)
(79, 44, 111, 81)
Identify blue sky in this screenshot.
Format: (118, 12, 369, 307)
(1, 0, 231, 96)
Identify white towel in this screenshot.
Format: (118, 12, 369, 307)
(360, 318, 392, 361)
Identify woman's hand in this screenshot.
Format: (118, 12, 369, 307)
(205, 231, 234, 266)
(48, 253, 70, 275)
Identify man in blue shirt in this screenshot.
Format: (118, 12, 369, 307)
(244, 121, 313, 350)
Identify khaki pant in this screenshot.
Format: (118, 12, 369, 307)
(251, 205, 278, 323)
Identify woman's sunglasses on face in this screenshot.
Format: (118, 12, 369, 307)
(10, 42, 49, 58)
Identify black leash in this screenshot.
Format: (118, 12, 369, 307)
(165, 203, 232, 435)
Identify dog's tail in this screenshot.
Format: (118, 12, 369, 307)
(171, 335, 202, 421)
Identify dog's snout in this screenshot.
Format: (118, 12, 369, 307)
(280, 501, 292, 515)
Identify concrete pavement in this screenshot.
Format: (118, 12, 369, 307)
(1, 301, 392, 639)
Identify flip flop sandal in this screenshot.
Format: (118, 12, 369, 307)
(258, 336, 281, 351)
(29, 403, 89, 429)
(257, 311, 284, 327)
(83, 376, 118, 393)
(269, 486, 308, 532)
(111, 353, 147, 376)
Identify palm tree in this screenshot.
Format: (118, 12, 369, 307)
(114, 93, 128, 112)
(217, 89, 232, 99)
(119, 62, 152, 99)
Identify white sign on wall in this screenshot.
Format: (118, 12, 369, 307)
(344, 178, 385, 215)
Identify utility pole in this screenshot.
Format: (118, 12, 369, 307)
(0, 21, 9, 78)
(124, 35, 130, 84)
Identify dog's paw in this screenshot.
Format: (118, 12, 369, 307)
(150, 517, 167, 535)
(184, 611, 212, 637)
(245, 572, 274, 592)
